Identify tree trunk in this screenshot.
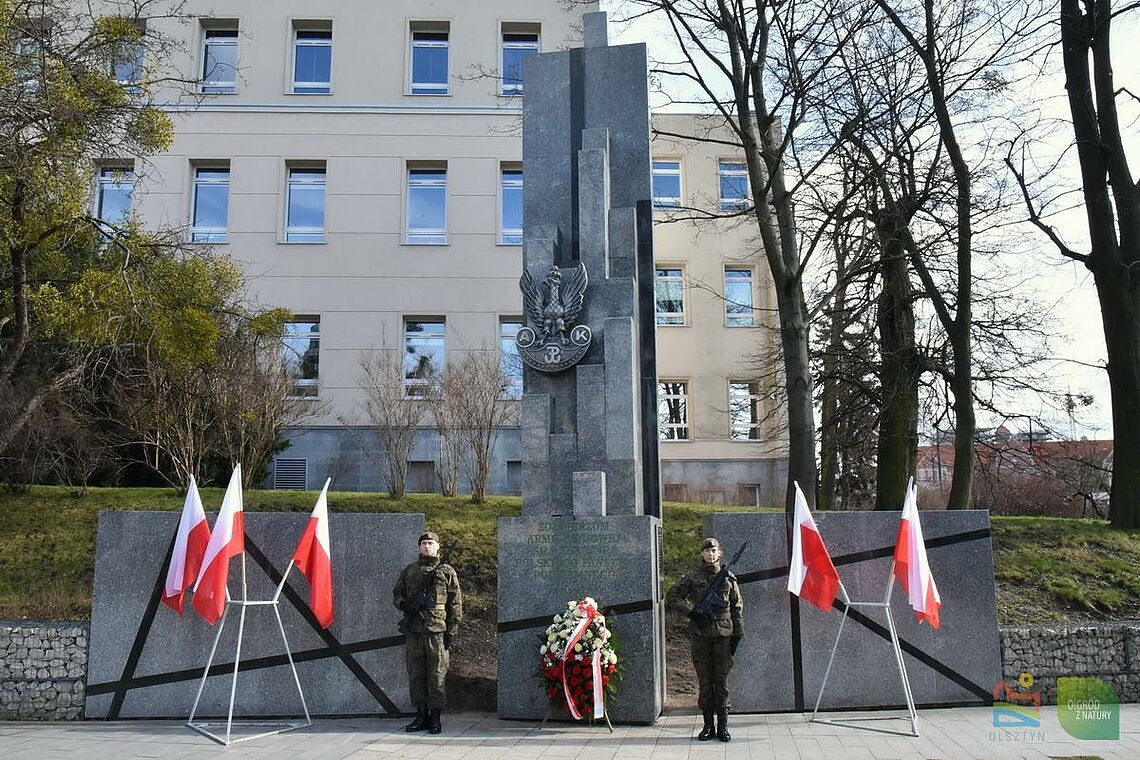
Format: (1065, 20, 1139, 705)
(817, 249, 850, 511)
(874, 216, 918, 509)
(775, 276, 818, 509)
(1060, 0, 1140, 528)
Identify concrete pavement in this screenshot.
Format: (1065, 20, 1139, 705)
(1, 706, 1138, 759)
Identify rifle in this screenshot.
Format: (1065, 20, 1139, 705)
(688, 542, 749, 624)
(398, 546, 454, 633)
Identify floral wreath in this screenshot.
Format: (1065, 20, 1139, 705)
(538, 597, 619, 720)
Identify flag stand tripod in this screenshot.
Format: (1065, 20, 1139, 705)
(186, 555, 312, 746)
(808, 570, 919, 738)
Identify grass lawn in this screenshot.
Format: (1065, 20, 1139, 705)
(1, 486, 1139, 625)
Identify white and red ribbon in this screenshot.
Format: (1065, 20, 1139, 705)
(560, 599, 606, 720)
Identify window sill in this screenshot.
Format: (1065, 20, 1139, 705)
(406, 91, 452, 97)
(655, 322, 689, 328)
(402, 240, 449, 247)
(724, 323, 757, 328)
(288, 90, 333, 96)
(188, 239, 229, 245)
(497, 241, 523, 247)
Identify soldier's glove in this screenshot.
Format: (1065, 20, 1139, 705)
(730, 635, 742, 656)
(443, 632, 453, 650)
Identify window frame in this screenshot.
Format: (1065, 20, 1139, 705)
(96, 166, 135, 228)
(655, 266, 686, 326)
(405, 163, 448, 245)
(291, 25, 332, 94)
(189, 165, 230, 243)
(724, 266, 756, 327)
(403, 319, 446, 397)
(729, 380, 763, 441)
(499, 165, 523, 245)
(200, 25, 239, 94)
(651, 159, 683, 209)
(658, 380, 690, 441)
(500, 25, 540, 96)
(409, 24, 450, 96)
(283, 318, 321, 398)
(718, 159, 751, 211)
(284, 165, 327, 243)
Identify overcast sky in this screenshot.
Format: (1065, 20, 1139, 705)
(605, 1, 1139, 440)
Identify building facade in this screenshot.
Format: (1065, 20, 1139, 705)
(114, 1, 787, 504)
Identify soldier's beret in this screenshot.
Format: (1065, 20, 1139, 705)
(699, 537, 722, 552)
(419, 532, 440, 543)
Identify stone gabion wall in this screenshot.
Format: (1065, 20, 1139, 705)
(1000, 621, 1140, 705)
(0, 621, 88, 720)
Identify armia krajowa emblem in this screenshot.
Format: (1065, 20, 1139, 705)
(517, 264, 592, 373)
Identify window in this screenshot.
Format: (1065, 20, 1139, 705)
(111, 24, 144, 89)
(658, 381, 689, 441)
(285, 166, 326, 242)
(724, 267, 755, 326)
(655, 267, 685, 325)
(404, 320, 445, 396)
(652, 160, 682, 209)
(201, 26, 238, 93)
(730, 381, 762, 441)
(500, 319, 523, 399)
(500, 166, 523, 245)
(406, 164, 447, 244)
(292, 25, 331, 94)
(190, 166, 229, 243)
(96, 167, 134, 228)
(719, 160, 750, 211)
(501, 25, 539, 95)
(506, 461, 522, 495)
(410, 23, 449, 95)
(15, 29, 43, 91)
(283, 319, 320, 397)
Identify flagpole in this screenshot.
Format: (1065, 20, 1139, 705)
(273, 560, 295, 602)
(187, 605, 230, 726)
(811, 580, 851, 719)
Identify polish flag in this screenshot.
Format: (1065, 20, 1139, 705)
(292, 478, 334, 629)
(192, 465, 245, 625)
(161, 476, 211, 615)
(893, 479, 942, 629)
(787, 481, 842, 612)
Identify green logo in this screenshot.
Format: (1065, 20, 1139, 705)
(1058, 677, 1119, 740)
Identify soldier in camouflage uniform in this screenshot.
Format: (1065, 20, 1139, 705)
(666, 537, 743, 742)
(393, 531, 462, 735)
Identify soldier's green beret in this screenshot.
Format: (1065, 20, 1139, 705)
(699, 537, 722, 553)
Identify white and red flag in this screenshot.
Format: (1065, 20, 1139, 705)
(787, 481, 842, 612)
(161, 476, 211, 615)
(192, 464, 245, 625)
(292, 478, 334, 629)
(893, 479, 942, 629)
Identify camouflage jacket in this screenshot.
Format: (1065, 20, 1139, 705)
(392, 556, 463, 635)
(666, 562, 744, 638)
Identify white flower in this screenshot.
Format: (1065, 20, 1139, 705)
(592, 638, 603, 650)
(540, 645, 548, 654)
(584, 630, 594, 639)
(603, 630, 611, 640)
(560, 630, 569, 638)
(554, 614, 562, 623)
(547, 633, 557, 642)
(568, 601, 576, 610)
(574, 643, 583, 652)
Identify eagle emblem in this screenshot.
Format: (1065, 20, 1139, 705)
(517, 263, 592, 373)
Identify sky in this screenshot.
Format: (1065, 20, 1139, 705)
(603, 0, 1139, 440)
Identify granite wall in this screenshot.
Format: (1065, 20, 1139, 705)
(0, 621, 88, 720)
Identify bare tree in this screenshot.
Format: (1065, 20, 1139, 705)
(444, 351, 520, 503)
(1007, 0, 1140, 528)
(425, 375, 463, 497)
(346, 349, 427, 498)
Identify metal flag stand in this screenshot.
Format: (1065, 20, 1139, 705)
(809, 566, 919, 738)
(187, 554, 312, 746)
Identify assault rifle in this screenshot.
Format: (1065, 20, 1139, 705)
(398, 546, 454, 634)
(688, 542, 749, 624)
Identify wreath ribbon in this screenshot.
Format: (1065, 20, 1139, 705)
(560, 600, 606, 720)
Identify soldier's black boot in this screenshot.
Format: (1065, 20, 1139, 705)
(715, 711, 734, 738)
(404, 705, 429, 732)
(716, 708, 731, 742)
(697, 709, 716, 740)
(427, 708, 442, 734)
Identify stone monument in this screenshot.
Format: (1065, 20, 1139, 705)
(86, 511, 423, 718)
(496, 11, 665, 724)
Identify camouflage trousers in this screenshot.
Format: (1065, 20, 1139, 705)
(405, 633, 449, 709)
(690, 635, 733, 710)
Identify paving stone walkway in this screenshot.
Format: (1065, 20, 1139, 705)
(1, 706, 1138, 759)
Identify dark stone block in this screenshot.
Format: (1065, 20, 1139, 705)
(86, 511, 424, 718)
(701, 510, 1000, 712)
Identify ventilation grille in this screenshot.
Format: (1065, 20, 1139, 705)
(274, 458, 308, 490)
